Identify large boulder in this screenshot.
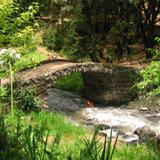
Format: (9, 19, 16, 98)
(133, 125, 156, 140)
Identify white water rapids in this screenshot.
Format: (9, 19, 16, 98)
(44, 88, 160, 143)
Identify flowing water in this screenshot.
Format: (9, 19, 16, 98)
(44, 88, 160, 143)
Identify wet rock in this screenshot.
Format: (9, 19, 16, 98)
(112, 125, 132, 134)
(146, 114, 160, 123)
(86, 119, 95, 126)
(155, 108, 160, 113)
(139, 107, 148, 112)
(96, 124, 110, 130)
(157, 99, 160, 106)
(117, 130, 126, 136)
(134, 125, 156, 140)
(99, 129, 118, 138)
(45, 88, 85, 112)
(119, 134, 139, 144)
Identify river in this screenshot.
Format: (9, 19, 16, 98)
(43, 88, 160, 143)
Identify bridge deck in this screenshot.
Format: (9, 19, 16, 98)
(1, 61, 95, 86)
(1, 60, 139, 87)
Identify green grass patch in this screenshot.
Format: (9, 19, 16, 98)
(55, 72, 84, 94)
(3, 110, 160, 159)
(30, 111, 85, 137)
(15, 50, 47, 71)
(115, 143, 160, 160)
(6, 110, 85, 138)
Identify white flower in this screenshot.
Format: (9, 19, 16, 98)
(0, 61, 4, 65)
(15, 53, 21, 59)
(9, 52, 13, 56)
(0, 49, 7, 56)
(12, 50, 16, 54)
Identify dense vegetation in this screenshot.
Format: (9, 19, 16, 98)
(0, 0, 160, 159)
(38, 0, 160, 60)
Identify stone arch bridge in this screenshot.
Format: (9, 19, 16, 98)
(2, 61, 139, 105)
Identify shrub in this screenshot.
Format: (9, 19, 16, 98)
(0, 0, 39, 48)
(10, 26, 37, 54)
(0, 48, 21, 77)
(62, 22, 90, 60)
(0, 112, 62, 160)
(42, 26, 56, 50)
(14, 88, 41, 113)
(137, 61, 160, 96)
(79, 128, 118, 160)
(136, 37, 160, 96)
(42, 25, 64, 51)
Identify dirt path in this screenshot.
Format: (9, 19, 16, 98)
(37, 46, 67, 60)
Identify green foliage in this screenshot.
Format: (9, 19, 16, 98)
(42, 26, 57, 50)
(101, 129, 118, 160)
(137, 61, 160, 96)
(137, 38, 160, 96)
(10, 26, 37, 53)
(115, 142, 160, 160)
(42, 24, 66, 52)
(55, 72, 84, 94)
(62, 21, 90, 60)
(14, 88, 41, 113)
(0, 108, 160, 159)
(14, 50, 47, 71)
(30, 111, 85, 137)
(0, 112, 63, 160)
(79, 128, 118, 160)
(0, 0, 39, 48)
(0, 48, 21, 78)
(0, 114, 22, 159)
(0, 48, 46, 77)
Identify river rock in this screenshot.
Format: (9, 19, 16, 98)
(119, 134, 139, 144)
(133, 125, 156, 140)
(96, 124, 111, 130)
(157, 99, 160, 106)
(99, 129, 118, 138)
(139, 107, 148, 112)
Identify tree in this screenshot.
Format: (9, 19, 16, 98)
(133, 0, 160, 58)
(0, 0, 39, 47)
(75, 0, 135, 61)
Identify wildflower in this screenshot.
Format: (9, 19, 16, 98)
(12, 50, 16, 54)
(0, 61, 4, 65)
(0, 49, 7, 55)
(9, 52, 13, 56)
(15, 53, 21, 59)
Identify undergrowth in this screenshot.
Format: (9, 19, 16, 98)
(55, 72, 84, 94)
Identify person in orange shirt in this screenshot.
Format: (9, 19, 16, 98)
(87, 100, 94, 108)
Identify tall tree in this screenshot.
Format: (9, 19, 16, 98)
(133, 0, 160, 58)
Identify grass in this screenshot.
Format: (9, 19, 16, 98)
(2, 110, 160, 159)
(3, 110, 86, 159)
(55, 72, 84, 94)
(6, 110, 85, 138)
(29, 111, 85, 137)
(114, 143, 160, 160)
(15, 50, 47, 71)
